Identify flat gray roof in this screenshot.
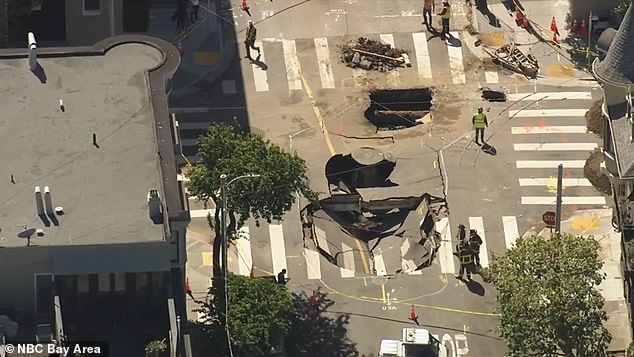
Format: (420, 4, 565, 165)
(0, 42, 170, 247)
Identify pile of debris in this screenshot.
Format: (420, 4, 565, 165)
(339, 37, 411, 72)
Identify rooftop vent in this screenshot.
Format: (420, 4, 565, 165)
(148, 190, 164, 224)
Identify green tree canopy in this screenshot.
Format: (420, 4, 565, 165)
(185, 124, 317, 277)
(484, 233, 611, 357)
(196, 274, 295, 357)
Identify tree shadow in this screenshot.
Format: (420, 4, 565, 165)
(285, 289, 359, 357)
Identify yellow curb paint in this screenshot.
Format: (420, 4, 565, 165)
(193, 51, 220, 66)
(570, 214, 600, 231)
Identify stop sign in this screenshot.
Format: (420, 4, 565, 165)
(542, 211, 556, 226)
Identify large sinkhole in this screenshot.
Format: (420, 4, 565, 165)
(365, 88, 434, 130)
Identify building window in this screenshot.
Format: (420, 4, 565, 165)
(114, 273, 126, 292)
(83, 0, 102, 16)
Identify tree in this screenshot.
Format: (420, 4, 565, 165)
(615, 0, 631, 15)
(185, 124, 317, 278)
(483, 233, 611, 357)
(196, 274, 295, 356)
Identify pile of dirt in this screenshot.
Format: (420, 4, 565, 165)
(584, 151, 612, 196)
(585, 99, 605, 139)
(339, 37, 409, 72)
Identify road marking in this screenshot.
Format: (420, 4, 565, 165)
(190, 209, 215, 218)
(521, 196, 607, 205)
(436, 217, 455, 274)
(484, 71, 498, 83)
(353, 68, 366, 88)
(252, 40, 269, 92)
(380, 34, 400, 87)
(412, 32, 432, 80)
(509, 109, 588, 117)
(468, 217, 489, 268)
(269, 224, 288, 277)
(447, 32, 466, 84)
(514, 143, 598, 151)
(507, 92, 592, 101)
(305, 248, 321, 280)
(518, 178, 592, 186)
(374, 249, 388, 275)
(314, 37, 335, 89)
(511, 126, 588, 134)
(502, 216, 519, 249)
(201, 252, 212, 266)
(282, 39, 302, 91)
(315, 227, 331, 254)
(235, 226, 252, 276)
(516, 160, 586, 168)
(341, 242, 355, 278)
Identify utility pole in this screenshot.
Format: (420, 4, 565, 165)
(555, 164, 563, 233)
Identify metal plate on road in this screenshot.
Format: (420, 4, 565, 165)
(542, 211, 556, 227)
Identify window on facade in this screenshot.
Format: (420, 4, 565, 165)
(114, 273, 126, 292)
(35, 274, 54, 315)
(98, 273, 110, 293)
(605, 125, 613, 155)
(77, 275, 90, 294)
(83, 0, 101, 15)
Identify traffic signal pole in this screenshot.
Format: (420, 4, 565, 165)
(555, 164, 563, 233)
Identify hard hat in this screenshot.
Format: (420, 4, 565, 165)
(443, 0, 449, 4)
(248, 19, 253, 25)
(477, 107, 483, 112)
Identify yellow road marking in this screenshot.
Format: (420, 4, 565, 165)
(201, 252, 212, 267)
(354, 239, 372, 274)
(382, 284, 387, 304)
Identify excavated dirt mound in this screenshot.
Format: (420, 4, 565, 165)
(585, 99, 605, 139)
(339, 37, 409, 72)
(584, 151, 612, 196)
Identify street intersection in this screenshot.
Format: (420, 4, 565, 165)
(173, 0, 608, 355)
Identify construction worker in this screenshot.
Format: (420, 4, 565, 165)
(245, 20, 260, 60)
(437, 1, 451, 41)
(468, 229, 483, 266)
(456, 239, 475, 280)
(472, 107, 488, 145)
(422, 0, 435, 28)
(456, 224, 466, 243)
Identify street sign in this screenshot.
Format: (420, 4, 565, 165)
(542, 211, 556, 227)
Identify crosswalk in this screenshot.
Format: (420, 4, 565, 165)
(185, 214, 526, 281)
(243, 31, 506, 93)
(508, 90, 607, 207)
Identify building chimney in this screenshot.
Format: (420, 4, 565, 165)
(28, 32, 37, 71)
(147, 190, 164, 223)
(35, 186, 44, 216)
(44, 186, 54, 215)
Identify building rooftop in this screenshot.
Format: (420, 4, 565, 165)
(0, 36, 186, 248)
(594, 4, 634, 86)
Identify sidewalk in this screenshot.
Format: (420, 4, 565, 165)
(523, 209, 632, 354)
(146, 1, 237, 98)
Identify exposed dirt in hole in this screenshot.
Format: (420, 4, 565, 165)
(585, 99, 605, 139)
(584, 151, 612, 195)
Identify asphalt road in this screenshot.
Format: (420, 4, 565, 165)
(175, 0, 608, 356)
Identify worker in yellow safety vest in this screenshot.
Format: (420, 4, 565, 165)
(472, 107, 488, 145)
(456, 239, 475, 281)
(437, 1, 451, 40)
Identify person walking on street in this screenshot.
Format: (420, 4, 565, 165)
(456, 224, 466, 243)
(469, 229, 483, 266)
(456, 239, 475, 280)
(174, 1, 188, 31)
(245, 20, 261, 60)
(190, 0, 199, 22)
(422, 0, 435, 28)
(277, 269, 288, 285)
(437, 0, 451, 41)
(472, 107, 488, 145)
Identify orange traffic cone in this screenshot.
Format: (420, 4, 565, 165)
(185, 277, 192, 295)
(579, 19, 588, 36)
(241, 0, 249, 10)
(571, 19, 578, 34)
(515, 9, 523, 26)
(249, 265, 255, 279)
(409, 305, 418, 320)
(522, 15, 530, 29)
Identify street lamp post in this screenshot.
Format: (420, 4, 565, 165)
(218, 173, 260, 353)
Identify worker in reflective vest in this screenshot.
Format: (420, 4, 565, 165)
(457, 240, 475, 281)
(472, 107, 488, 145)
(437, 1, 451, 40)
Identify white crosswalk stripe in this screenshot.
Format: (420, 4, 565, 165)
(521, 196, 607, 205)
(509, 109, 588, 117)
(269, 224, 288, 277)
(412, 32, 433, 80)
(514, 143, 598, 151)
(252, 40, 269, 92)
(314, 37, 335, 89)
(373, 248, 388, 276)
(436, 217, 455, 274)
(379, 34, 400, 87)
(502, 216, 520, 249)
(485, 71, 498, 83)
(516, 160, 586, 168)
(447, 32, 466, 84)
(341, 242, 355, 278)
(282, 40, 302, 91)
(507, 92, 593, 101)
(304, 248, 321, 280)
(511, 126, 588, 134)
(518, 178, 592, 186)
(235, 226, 253, 276)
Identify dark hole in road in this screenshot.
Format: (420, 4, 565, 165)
(481, 88, 507, 102)
(365, 88, 433, 129)
(325, 148, 397, 193)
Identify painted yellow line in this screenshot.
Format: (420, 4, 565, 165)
(354, 239, 372, 274)
(327, 290, 500, 317)
(381, 284, 387, 304)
